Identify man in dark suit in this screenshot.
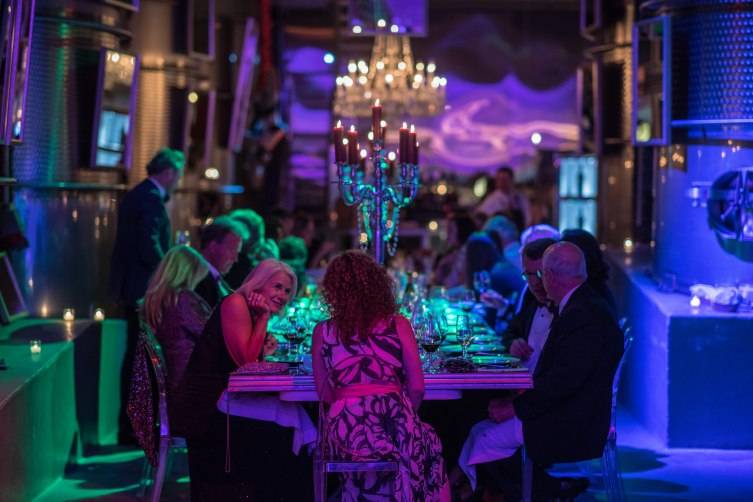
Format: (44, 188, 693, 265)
(500, 237, 559, 367)
(515, 241, 623, 464)
(110, 147, 184, 442)
(195, 216, 247, 309)
(458, 242, 623, 498)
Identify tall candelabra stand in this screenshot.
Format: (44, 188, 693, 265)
(333, 110, 420, 264)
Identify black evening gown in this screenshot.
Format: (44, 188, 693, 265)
(175, 297, 312, 501)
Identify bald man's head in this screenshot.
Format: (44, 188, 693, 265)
(541, 242, 587, 304)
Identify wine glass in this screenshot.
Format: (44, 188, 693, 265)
(418, 319, 443, 373)
(283, 307, 299, 360)
(458, 288, 476, 314)
(455, 314, 474, 361)
(289, 313, 309, 373)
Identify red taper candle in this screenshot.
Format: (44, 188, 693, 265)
(347, 125, 359, 165)
(408, 124, 417, 164)
(399, 122, 409, 163)
(372, 99, 382, 141)
(333, 120, 345, 163)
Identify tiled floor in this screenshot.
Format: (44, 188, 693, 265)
(35, 409, 753, 501)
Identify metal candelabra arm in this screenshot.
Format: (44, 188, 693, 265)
(337, 163, 364, 206)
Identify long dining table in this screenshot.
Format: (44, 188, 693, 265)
(226, 366, 534, 501)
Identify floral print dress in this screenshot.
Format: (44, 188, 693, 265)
(320, 317, 447, 501)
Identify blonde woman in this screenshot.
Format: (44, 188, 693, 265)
(142, 245, 211, 396)
(175, 259, 312, 501)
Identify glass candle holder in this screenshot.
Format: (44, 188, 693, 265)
(62, 308, 75, 322)
(29, 339, 42, 354)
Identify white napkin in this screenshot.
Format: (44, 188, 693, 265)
(217, 391, 317, 454)
(458, 417, 523, 490)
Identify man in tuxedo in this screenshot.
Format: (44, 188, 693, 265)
(110, 147, 184, 442)
(195, 216, 247, 309)
(500, 237, 559, 370)
(458, 242, 623, 498)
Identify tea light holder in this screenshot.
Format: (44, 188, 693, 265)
(29, 339, 42, 354)
(623, 238, 634, 254)
(93, 308, 105, 322)
(63, 308, 75, 322)
(690, 295, 702, 309)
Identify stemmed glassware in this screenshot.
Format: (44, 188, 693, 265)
(455, 313, 474, 361)
(458, 288, 476, 314)
(473, 271, 491, 296)
(416, 315, 443, 373)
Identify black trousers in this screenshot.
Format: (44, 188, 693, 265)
(187, 412, 313, 501)
(476, 449, 562, 501)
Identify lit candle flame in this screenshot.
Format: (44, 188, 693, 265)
(410, 124, 415, 133)
(374, 99, 380, 106)
(402, 122, 408, 129)
(336, 119, 342, 128)
(349, 124, 356, 132)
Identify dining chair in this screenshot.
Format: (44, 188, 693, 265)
(597, 321, 633, 501)
(136, 319, 187, 502)
(313, 403, 400, 501)
(522, 318, 633, 502)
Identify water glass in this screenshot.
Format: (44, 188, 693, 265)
(473, 271, 491, 295)
(455, 314, 474, 361)
(458, 288, 476, 314)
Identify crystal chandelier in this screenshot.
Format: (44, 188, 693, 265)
(334, 34, 447, 118)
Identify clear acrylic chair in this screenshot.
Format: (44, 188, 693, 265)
(522, 318, 634, 502)
(597, 321, 633, 501)
(137, 319, 187, 502)
(313, 402, 400, 501)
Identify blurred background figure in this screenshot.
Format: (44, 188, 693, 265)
(561, 229, 617, 318)
(434, 209, 476, 288)
(476, 167, 531, 230)
(278, 235, 310, 293)
(224, 209, 266, 289)
(195, 216, 248, 309)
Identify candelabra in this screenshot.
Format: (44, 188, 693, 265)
(333, 103, 420, 264)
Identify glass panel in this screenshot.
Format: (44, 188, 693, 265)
(634, 17, 668, 144)
(94, 50, 137, 167)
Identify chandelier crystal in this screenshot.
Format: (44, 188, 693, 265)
(334, 34, 447, 118)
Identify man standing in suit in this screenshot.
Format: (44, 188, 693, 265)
(194, 216, 247, 309)
(110, 147, 185, 442)
(458, 242, 623, 498)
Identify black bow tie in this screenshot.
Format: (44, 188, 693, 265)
(538, 301, 557, 315)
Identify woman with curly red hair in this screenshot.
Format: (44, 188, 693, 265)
(312, 250, 450, 501)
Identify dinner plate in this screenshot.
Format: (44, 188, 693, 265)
(439, 343, 501, 354)
(235, 361, 290, 375)
(472, 354, 520, 367)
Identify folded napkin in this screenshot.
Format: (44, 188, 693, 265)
(217, 391, 317, 454)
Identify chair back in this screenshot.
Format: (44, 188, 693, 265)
(139, 317, 172, 440)
(609, 318, 634, 439)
